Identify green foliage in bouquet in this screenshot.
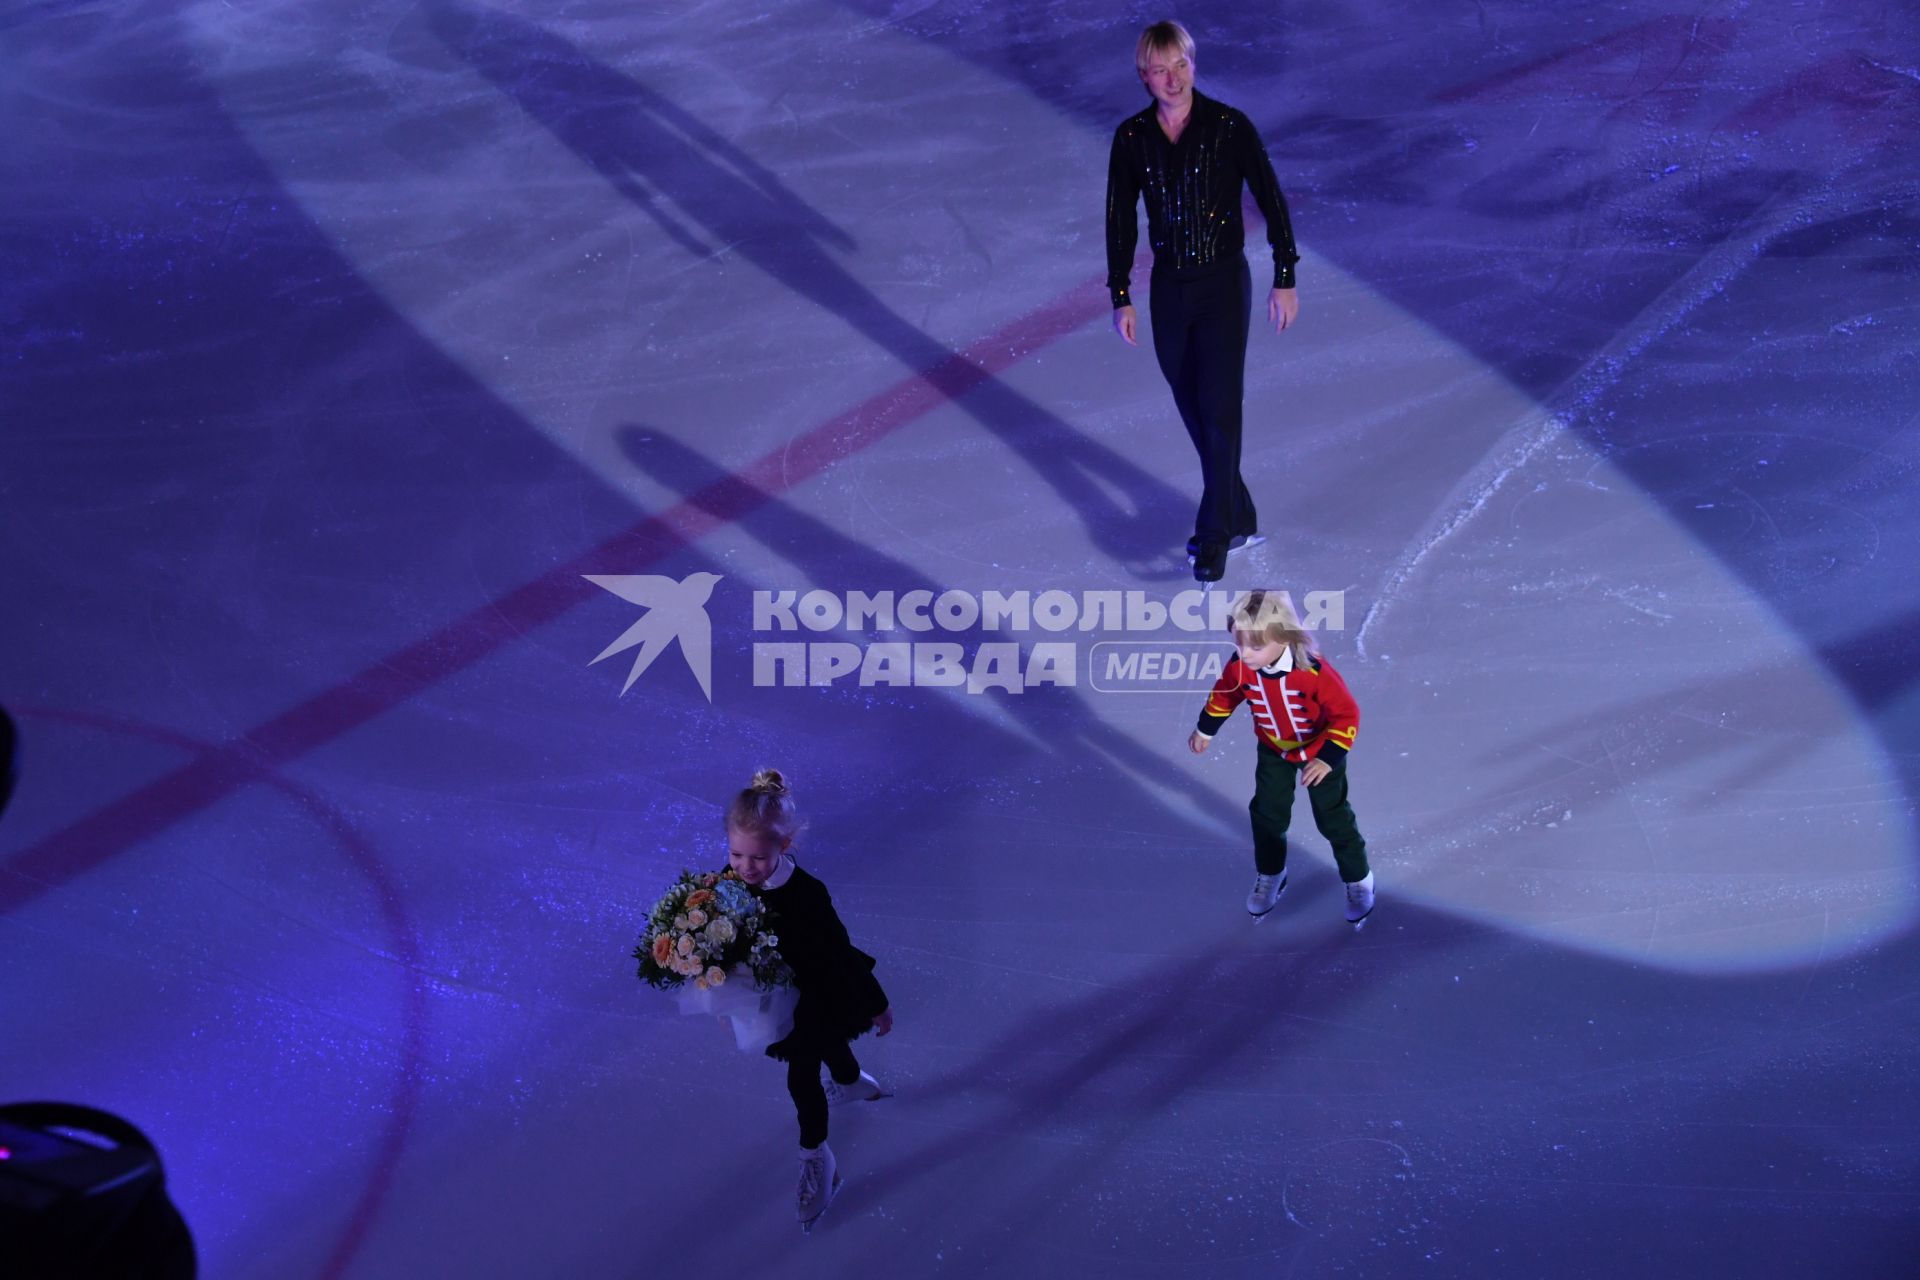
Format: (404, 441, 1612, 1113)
(634, 869, 793, 992)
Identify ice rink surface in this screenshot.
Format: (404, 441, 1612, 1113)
(2, 0, 1917, 1275)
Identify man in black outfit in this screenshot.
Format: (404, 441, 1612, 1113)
(1107, 20, 1300, 583)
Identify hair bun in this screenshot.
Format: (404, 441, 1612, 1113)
(726, 768, 801, 840)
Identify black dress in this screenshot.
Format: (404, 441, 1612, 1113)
(750, 863, 889, 1063)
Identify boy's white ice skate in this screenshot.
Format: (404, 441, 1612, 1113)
(824, 1070, 891, 1108)
(1344, 871, 1376, 925)
(1246, 871, 1287, 918)
(797, 1142, 841, 1235)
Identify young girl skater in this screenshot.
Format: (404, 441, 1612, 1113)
(726, 768, 894, 1232)
(1188, 591, 1376, 923)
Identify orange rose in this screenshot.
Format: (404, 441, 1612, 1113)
(650, 935, 673, 966)
(686, 890, 713, 909)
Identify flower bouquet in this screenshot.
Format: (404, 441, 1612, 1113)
(634, 870, 796, 1052)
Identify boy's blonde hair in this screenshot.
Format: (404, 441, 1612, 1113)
(1229, 590, 1317, 670)
(725, 767, 801, 842)
(1135, 20, 1195, 71)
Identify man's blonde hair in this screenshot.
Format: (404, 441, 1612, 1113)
(1229, 590, 1317, 670)
(1135, 20, 1195, 71)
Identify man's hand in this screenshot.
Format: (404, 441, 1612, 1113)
(1268, 287, 1299, 333)
(1114, 304, 1139, 345)
(1189, 730, 1212, 754)
(872, 1007, 894, 1036)
(1301, 758, 1332, 786)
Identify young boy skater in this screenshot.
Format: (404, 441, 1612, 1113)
(1189, 590, 1376, 923)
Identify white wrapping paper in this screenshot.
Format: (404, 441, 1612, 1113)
(670, 969, 798, 1053)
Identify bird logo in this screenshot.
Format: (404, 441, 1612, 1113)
(584, 572, 723, 700)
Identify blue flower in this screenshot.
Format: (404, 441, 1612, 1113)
(714, 879, 754, 915)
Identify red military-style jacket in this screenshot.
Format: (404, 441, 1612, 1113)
(1194, 648, 1360, 765)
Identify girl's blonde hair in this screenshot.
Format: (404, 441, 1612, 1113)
(725, 767, 801, 842)
(1135, 19, 1195, 71)
(1229, 590, 1318, 671)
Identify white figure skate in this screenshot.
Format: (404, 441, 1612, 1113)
(824, 1070, 892, 1108)
(1344, 871, 1377, 926)
(1247, 871, 1287, 919)
(797, 1142, 842, 1235)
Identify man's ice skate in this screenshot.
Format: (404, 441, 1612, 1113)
(797, 1143, 842, 1235)
(1192, 540, 1228, 585)
(1246, 871, 1287, 919)
(823, 1070, 891, 1108)
(1186, 532, 1266, 566)
(1344, 871, 1376, 926)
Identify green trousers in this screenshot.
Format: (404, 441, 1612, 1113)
(1249, 747, 1371, 882)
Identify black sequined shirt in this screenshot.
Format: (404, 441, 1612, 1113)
(1105, 91, 1299, 309)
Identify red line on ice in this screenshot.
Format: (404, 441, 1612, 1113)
(11, 707, 428, 1280)
(0, 275, 1110, 914)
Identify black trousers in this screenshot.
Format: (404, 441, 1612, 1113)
(1249, 747, 1371, 882)
(787, 1037, 862, 1149)
(1150, 256, 1256, 548)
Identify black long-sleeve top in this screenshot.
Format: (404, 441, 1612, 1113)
(1105, 91, 1299, 309)
(750, 862, 888, 1058)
